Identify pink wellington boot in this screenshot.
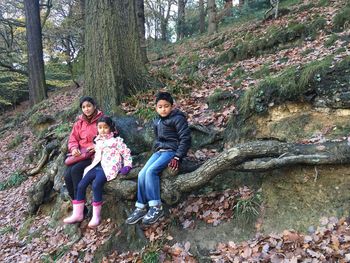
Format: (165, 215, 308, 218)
(88, 202, 102, 228)
(63, 200, 85, 224)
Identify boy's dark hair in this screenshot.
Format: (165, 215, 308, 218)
(79, 96, 97, 108)
(155, 92, 174, 105)
(97, 116, 117, 134)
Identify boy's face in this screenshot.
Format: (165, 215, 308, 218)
(156, 99, 173, 118)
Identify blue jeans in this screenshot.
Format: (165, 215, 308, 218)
(136, 151, 175, 208)
(76, 165, 107, 203)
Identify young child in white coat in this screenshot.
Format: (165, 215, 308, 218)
(64, 116, 132, 227)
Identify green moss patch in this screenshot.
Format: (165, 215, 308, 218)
(333, 7, 350, 32)
(0, 172, 27, 191)
(239, 56, 333, 116)
(216, 17, 326, 65)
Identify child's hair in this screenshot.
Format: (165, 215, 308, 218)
(155, 92, 174, 105)
(97, 116, 117, 133)
(79, 96, 97, 108)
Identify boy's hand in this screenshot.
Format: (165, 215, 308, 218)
(119, 166, 132, 175)
(168, 157, 180, 171)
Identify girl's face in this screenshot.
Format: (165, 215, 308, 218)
(97, 122, 111, 136)
(81, 101, 96, 117)
(156, 99, 173, 118)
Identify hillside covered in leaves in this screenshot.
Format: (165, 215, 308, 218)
(1, 0, 350, 262)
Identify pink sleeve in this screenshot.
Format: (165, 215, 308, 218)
(68, 122, 80, 152)
(118, 138, 132, 167)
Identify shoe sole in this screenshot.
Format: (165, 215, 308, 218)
(142, 212, 164, 225)
(125, 215, 145, 225)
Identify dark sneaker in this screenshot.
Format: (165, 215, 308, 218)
(125, 208, 147, 224)
(142, 206, 164, 225)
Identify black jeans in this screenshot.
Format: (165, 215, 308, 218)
(64, 159, 92, 200)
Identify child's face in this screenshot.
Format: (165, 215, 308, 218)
(81, 101, 96, 117)
(156, 99, 173, 118)
(97, 122, 111, 136)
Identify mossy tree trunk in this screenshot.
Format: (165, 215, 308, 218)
(177, 0, 185, 40)
(208, 0, 217, 35)
(135, 0, 148, 63)
(24, 0, 47, 106)
(84, 0, 149, 114)
(199, 0, 205, 34)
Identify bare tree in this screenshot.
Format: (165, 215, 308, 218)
(199, 0, 205, 34)
(0, 1, 27, 75)
(24, 0, 47, 105)
(145, 0, 175, 41)
(177, 0, 186, 40)
(207, 0, 217, 34)
(44, 0, 84, 87)
(136, 0, 148, 63)
(264, 0, 279, 19)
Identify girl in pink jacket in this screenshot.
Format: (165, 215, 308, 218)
(64, 116, 132, 227)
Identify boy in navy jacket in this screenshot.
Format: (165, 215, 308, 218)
(126, 92, 191, 225)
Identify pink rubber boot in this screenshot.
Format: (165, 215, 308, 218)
(63, 200, 85, 224)
(88, 202, 102, 228)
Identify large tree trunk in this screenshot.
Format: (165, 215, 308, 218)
(24, 0, 47, 106)
(108, 140, 350, 205)
(207, 0, 217, 35)
(177, 0, 185, 40)
(160, 20, 167, 41)
(135, 0, 148, 63)
(199, 0, 205, 34)
(84, 0, 149, 114)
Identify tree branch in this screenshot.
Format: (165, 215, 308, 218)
(109, 140, 350, 205)
(0, 61, 28, 76)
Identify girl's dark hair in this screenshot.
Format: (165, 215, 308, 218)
(97, 116, 117, 136)
(155, 92, 174, 105)
(79, 96, 97, 108)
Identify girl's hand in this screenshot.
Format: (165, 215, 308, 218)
(119, 166, 132, 175)
(72, 148, 81, 157)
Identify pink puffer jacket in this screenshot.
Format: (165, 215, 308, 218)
(67, 110, 104, 152)
(83, 133, 132, 181)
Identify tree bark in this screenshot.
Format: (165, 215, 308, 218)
(84, 0, 149, 114)
(135, 0, 148, 63)
(207, 0, 217, 35)
(199, 0, 205, 34)
(79, 0, 85, 20)
(109, 140, 350, 205)
(177, 0, 185, 40)
(24, 0, 47, 106)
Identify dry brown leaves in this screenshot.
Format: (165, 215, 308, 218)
(170, 188, 241, 229)
(210, 217, 350, 262)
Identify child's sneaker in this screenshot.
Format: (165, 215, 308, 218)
(125, 208, 147, 224)
(142, 206, 164, 225)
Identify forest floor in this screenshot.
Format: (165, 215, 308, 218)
(1, 0, 350, 262)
